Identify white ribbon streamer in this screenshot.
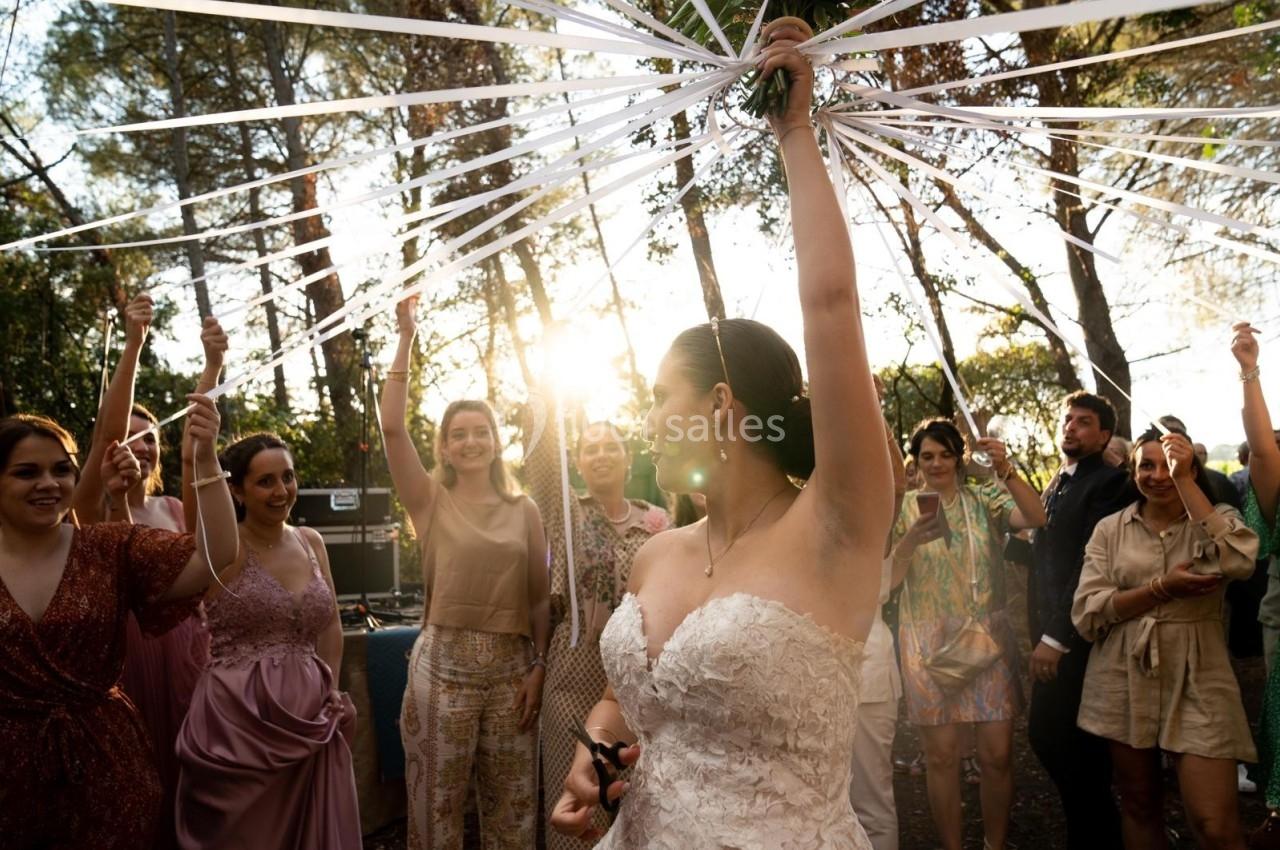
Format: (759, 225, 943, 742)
(2, 78, 694, 253)
(554, 397, 580, 648)
(79, 72, 712, 136)
(812, 0, 1234, 55)
(865, 119, 1280, 150)
(94, 0, 701, 61)
(839, 111, 1280, 250)
(54, 70, 733, 252)
(898, 18, 1280, 97)
(871, 217, 985, 441)
(801, 0, 926, 49)
(225, 136, 718, 415)
(505, 0, 724, 65)
(840, 135, 1167, 432)
(859, 115, 1280, 268)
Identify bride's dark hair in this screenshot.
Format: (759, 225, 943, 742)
(668, 318, 814, 479)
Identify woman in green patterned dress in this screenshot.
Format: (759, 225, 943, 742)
(889, 419, 1046, 850)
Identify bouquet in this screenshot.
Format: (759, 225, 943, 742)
(668, 0, 866, 118)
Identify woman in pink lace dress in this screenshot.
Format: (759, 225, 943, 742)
(175, 433, 360, 849)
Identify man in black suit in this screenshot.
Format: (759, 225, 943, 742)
(1028, 391, 1131, 850)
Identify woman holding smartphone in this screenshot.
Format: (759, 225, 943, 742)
(890, 418, 1046, 850)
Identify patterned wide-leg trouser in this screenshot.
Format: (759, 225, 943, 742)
(401, 625, 537, 850)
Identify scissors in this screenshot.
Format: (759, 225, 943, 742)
(569, 717, 629, 813)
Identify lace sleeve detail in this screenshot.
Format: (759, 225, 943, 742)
(118, 524, 199, 636)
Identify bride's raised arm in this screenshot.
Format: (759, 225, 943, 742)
(760, 27, 894, 550)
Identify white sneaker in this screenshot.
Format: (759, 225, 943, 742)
(1240, 763, 1258, 794)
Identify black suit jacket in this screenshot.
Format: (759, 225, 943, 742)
(1029, 452, 1133, 649)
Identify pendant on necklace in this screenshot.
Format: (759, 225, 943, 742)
(704, 563, 714, 578)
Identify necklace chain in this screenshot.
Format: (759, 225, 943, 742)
(602, 501, 632, 524)
(703, 484, 793, 578)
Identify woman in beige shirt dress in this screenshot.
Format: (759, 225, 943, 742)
(1073, 429, 1258, 850)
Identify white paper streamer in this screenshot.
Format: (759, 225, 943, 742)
(840, 112, 1280, 250)
(597, 0, 721, 60)
(2, 78, 695, 253)
(54, 70, 734, 252)
(221, 135, 721, 414)
(505, 0, 724, 65)
(95, 0, 700, 61)
(554, 397, 580, 647)
(688, 0, 736, 58)
(800, 0, 926, 49)
(812, 0, 1233, 55)
(858, 115, 1280, 268)
(79, 72, 712, 136)
(871, 217, 986, 441)
(898, 18, 1280, 97)
(840, 135, 1167, 432)
(865, 119, 1280, 150)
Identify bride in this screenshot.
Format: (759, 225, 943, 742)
(549, 24, 893, 849)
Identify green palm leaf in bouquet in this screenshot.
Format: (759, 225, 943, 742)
(668, 0, 875, 118)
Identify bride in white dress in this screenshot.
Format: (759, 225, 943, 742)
(549, 23, 895, 849)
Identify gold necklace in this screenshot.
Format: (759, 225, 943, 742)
(602, 501, 632, 524)
(703, 485, 793, 578)
(243, 526, 286, 551)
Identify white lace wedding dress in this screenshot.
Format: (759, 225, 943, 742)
(596, 591, 872, 849)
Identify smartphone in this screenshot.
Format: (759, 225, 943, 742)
(915, 492, 953, 548)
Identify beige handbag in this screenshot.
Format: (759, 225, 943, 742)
(905, 490, 1003, 693)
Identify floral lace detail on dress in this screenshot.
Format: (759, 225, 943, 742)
(204, 531, 334, 669)
(597, 592, 870, 849)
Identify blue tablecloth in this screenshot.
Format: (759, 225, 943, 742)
(365, 625, 420, 781)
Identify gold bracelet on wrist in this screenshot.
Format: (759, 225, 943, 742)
(776, 123, 813, 145)
(385, 369, 409, 383)
(997, 465, 1015, 482)
(1241, 366, 1261, 383)
(193, 470, 230, 489)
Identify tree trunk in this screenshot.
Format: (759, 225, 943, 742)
(648, 0, 725, 321)
(237, 122, 290, 411)
(898, 198, 956, 417)
(450, 0, 555, 329)
(303, 295, 331, 419)
(161, 11, 211, 318)
(223, 29, 289, 410)
(260, 16, 361, 472)
(936, 182, 1082, 392)
(1021, 30, 1133, 435)
(490, 258, 534, 387)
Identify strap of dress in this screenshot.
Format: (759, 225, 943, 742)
(291, 526, 321, 573)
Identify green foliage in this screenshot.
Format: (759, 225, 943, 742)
(879, 342, 1072, 488)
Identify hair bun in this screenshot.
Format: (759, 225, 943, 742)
(778, 395, 814, 479)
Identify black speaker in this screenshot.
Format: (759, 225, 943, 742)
(292, 488, 394, 527)
(316, 525, 400, 599)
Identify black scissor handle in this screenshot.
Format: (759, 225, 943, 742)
(590, 756, 621, 813)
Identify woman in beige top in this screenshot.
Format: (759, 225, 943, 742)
(381, 294, 550, 850)
(1073, 429, 1257, 850)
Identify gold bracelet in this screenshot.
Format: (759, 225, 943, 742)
(193, 470, 230, 489)
(385, 370, 409, 383)
(1241, 366, 1261, 383)
(776, 123, 813, 146)
(587, 726, 634, 746)
(997, 465, 1015, 482)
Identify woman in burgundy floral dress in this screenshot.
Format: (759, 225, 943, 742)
(0, 398, 237, 850)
